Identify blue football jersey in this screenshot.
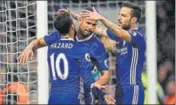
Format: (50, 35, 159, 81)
(47, 38, 94, 92)
(75, 34, 109, 71)
(44, 31, 61, 45)
(75, 34, 109, 104)
(44, 32, 109, 71)
(44, 32, 109, 104)
(107, 28, 146, 85)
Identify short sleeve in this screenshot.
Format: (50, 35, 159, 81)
(90, 42, 109, 71)
(129, 30, 146, 49)
(106, 29, 121, 41)
(44, 31, 61, 45)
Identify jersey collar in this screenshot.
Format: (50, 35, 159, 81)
(60, 37, 74, 41)
(76, 34, 94, 42)
(134, 24, 139, 31)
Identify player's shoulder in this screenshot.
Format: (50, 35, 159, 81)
(47, 30, 59, 36)
(91, 34, 101, 42)
(91, 34, 105, 47)
(73, 42, 89, 54)
(72, 42, 91, 61)
(132, 27, 145, 37)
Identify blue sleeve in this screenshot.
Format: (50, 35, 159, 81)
(129, 30, 146, 49)
(44, 31, 61, 45)
(106, 29, 121, 41)
(90, 42, 109, 71)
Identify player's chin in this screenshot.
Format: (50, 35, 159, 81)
(84, 31, 93, 35)
(83, 33, 92, 36)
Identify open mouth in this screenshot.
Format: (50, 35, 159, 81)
(85, 30, 91, 35)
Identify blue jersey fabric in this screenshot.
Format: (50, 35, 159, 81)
(44, 32, 109, 104)
(75, 34, 109, 71)
(44, 32, 109, 71)
(75, 34, 109, 104)
(44, 31, 61, 45)
(107, 28, 146, 104)
(115, 85, 144, 104)
(107, 28, 146, 86)
(47, 38, 94, 104)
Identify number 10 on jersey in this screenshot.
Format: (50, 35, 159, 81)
(50, 53, 69, 80)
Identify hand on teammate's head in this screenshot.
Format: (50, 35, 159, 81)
(80, 7, 102, 21)
(56, 8, 70, 16)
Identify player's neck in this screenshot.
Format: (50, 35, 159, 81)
(77, 32, 90, 40)
(129, 23, 138, 32)
(61, 33, 74, 40)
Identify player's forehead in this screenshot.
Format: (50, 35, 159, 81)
(83, 18, 97, 24)
(119, 7, 132, 16)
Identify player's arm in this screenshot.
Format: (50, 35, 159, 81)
(104, 94, 116, 104)
(18, 38, 46, 64)
(90, 43, 110, 86)
(79, 59, 115, 104)
(95, 25, 108, 37)
(99, 35, 116, 53)
(91, 87, 116, 104)
(95, 70, 110, 86)
(81, 7, 131, 42)
(18, 31, 61, 64)
(57, 8, 80, 20)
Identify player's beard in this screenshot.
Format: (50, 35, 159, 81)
(118, 19, 131, 30)
(83, 30, 93, 36)
(122, 24, 131, 30)
(79, 29, 92, 38)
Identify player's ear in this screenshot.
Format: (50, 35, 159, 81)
(70, 24, 75, 30)
(131, 17, 137, 23)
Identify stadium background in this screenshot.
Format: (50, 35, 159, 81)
(0, 0, 175, 104)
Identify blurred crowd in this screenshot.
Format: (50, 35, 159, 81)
(155, 0, 175, 104)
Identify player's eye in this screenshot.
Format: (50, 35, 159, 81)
(121, 14, 126, 17)
(92, 24, 96, 26)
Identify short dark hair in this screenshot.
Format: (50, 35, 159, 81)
(54, 12, 73, 35)
(121, 2, 142, 22)
(83, 7, 99, 13)
(84, 7, 94, 12)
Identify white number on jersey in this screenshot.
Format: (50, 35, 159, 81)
(50, 53, 69, 80)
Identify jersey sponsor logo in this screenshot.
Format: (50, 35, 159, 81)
(117, 47, 128, 55)
(85, 53, 91, 62)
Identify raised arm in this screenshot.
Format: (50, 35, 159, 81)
(89, 42, 110, 86)
(18, 38, 46, 64)
(57, 8, 80, 21)
(94, 25, 108, 37)
(81, 8, 132, 42)
(18, 31, 61, 64)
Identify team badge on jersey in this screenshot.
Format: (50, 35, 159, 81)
(85, 53, 91, 62)
(132, 31, 137, 36)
